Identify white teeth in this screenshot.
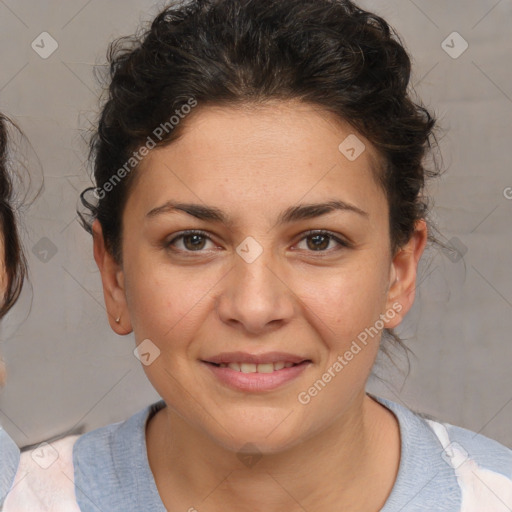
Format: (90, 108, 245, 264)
(219, 361, 298, 373)
(240, 363, 257, 373)
(256, 363, 274, 373)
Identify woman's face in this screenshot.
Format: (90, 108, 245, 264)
(95, 100, 426, 452)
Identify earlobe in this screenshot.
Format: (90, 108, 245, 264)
(92, 219, 133, 335)
(384, 220, 428, 329)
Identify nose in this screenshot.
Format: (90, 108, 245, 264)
(215, 246, 295, 335)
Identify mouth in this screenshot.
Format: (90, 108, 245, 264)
(200, 352, 312, 392)
(205, 361, 308, 373)
(202, 351, 311, 370)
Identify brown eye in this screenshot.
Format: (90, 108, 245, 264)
(182, 233, 207, 250)
(306, 233, 330, 251)
(166, 230, 215, 252)
(296, 230, 351, 252)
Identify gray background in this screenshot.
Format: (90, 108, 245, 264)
(0, 0, 511, 449)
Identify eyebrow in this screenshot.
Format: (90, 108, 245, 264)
(146, 199, 368, 226)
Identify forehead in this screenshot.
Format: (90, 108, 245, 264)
(129, 101, 387, 220)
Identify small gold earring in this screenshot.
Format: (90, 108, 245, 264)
(115, 316, 121, 324)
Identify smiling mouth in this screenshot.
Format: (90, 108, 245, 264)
(205, 361, 310, 373)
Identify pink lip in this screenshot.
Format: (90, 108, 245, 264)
(201, 360, 311, 392)
(203, 351, 309, 365)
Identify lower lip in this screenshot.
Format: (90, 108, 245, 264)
(202, 361, 310, 392)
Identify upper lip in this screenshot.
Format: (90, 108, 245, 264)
(203, 351, 310, 365)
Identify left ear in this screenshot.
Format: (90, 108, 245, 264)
(384, 219, 428, 329)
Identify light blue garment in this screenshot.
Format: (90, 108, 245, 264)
(0, 426, 20, 508)
(73, 396, 512, 511)
(74, 401, 166, 512)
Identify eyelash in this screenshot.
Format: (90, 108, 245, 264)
(165, 229, 352, 254)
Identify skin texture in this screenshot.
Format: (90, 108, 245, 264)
(93, 100, 427, 511)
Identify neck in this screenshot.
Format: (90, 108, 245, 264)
(146, 393, 400, 512)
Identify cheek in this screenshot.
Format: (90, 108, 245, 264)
(124, 261, 216, 344)
(299, 257, 390, 341)
(125, 276, 179, 341)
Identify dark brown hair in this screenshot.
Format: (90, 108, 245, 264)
(0, 114, 27, 319)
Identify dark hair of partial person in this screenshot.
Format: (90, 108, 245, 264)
(78, 0, 444, 357)
(0, 114, 27, 319)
